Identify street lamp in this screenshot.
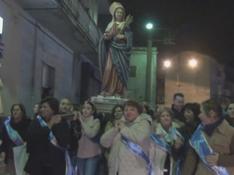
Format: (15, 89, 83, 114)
(162, 56, 199, 90)
(188, 58, 198, 69)
(145, 22, 154, 30)
(0, 17, 3, 59)
(145, 22, 154, 103)
(163, 59, 172, 69)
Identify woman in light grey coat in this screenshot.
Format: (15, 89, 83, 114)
(101, 100, 152, 175)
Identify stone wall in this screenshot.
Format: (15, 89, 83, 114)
(0, 0, 74, 116)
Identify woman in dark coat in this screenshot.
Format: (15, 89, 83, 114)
(0, 103, 31, 175)
(25, 97, 72, 175)
(173, 103, 201, 173)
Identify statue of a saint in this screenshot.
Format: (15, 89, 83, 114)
(99, 2, 133, 96)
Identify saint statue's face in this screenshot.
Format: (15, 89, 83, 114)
(115, 8, 125, 22)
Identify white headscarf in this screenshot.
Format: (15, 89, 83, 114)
(105, 2, 126, 32)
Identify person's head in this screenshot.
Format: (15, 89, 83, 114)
(158, 107, 173, 130)
(114, 7, 125, 22)
(111, 104, 124, 120)
(40, 97, 59, 122)
(227, 103, 234, 118)
(81, 101, 96, 118)
(199, 99, 223, 125)
(109, 2, 125, 22)
(59, 98, 73, 113)
(173, 93, 184, 111)
(124, 100, 142, 122)
(183, 103, 201, 124)
(33, 103, 40, 115)
(11, 104, 26, 123)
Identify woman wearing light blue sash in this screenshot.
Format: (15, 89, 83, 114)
(0, 104, 30, 175)
(151, 107, 183, 175)
(101, 100, 152, 175)
(181, 99, 234, 175)
(25, 97, 73, 175)
(174, 103, 201, 174)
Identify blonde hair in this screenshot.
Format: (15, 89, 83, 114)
(157, 107, 173, 122)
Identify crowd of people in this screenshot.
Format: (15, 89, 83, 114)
(0, 93, 234, 175)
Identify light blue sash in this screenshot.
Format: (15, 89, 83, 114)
(151, 127, 184, 175)
(4, 117, 24, 146)
(151, 127, 183, 152)
(121, 134, 154, 175)
(190, 124, 230, 175)
(37, 115, 75, 175)
(151, 133, 171, 154)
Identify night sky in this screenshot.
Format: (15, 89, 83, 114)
(108, 0, 234, 66)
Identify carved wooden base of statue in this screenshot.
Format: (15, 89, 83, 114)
(91, 95, 127, 113)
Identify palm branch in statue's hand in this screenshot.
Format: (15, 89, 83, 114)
(119, 15, 133, 33)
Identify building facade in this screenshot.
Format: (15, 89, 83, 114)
(158, 51, 232, 106)
(0, 0, 105, 116)
(127, 47, 157, 107)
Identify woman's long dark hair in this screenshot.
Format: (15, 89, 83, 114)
(82, 101, 97, 117)
(184, 103, 201, 123)
(10, 103, 27, 119)
(110, 104, 124, 124)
